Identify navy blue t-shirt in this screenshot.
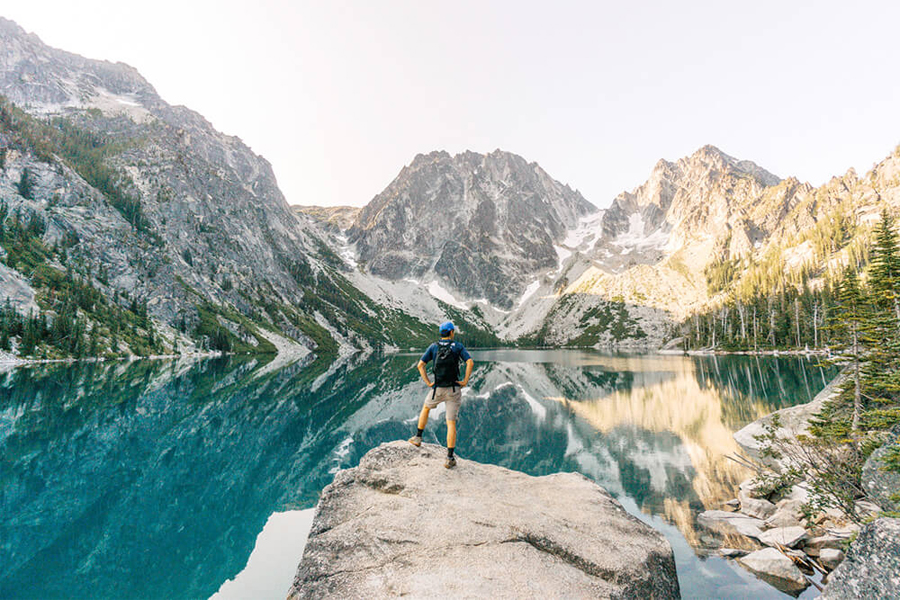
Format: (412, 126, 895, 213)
(420, 341, 472, 364)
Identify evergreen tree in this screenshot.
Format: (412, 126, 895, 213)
(863, 210, 900, 400)
(20, 310, 41, 356)
(88, 327, 99, 357)
(16, 167, 33, 199)
(828, 266, 870, 432)
(868, 209, 900, 324)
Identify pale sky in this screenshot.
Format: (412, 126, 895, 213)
(2, 1, 900, 209)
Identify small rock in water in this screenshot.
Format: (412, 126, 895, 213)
(738, 547, 809, 594)
(758, 526, 809, 549)
(802, 534, 845, 557)
(697, 510, 765, 540)
(719, 548, 748, 558)
(818, 548, 844, 571)
(738, 481, 777, 519)
(724, 498, 741, 510)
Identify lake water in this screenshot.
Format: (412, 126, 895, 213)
(0, 350, 835, 599)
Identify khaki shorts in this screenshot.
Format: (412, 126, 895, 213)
(424, 386, 462, 421)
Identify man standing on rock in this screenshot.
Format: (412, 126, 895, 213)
(408, 321, 474, 469)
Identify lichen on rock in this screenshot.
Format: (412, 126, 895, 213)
(821, 517, 900, 599)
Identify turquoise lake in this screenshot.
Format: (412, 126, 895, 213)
(0, 350, 835, 599)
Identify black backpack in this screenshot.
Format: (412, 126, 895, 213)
(432, 340, 460, 387)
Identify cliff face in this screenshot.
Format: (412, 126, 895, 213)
(289, 441, 680, 600)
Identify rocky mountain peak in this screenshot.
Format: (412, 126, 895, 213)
(690, 143, 732, 163)
(0, 16, 36, 42)
(348, 149, 595, 309)
(681, 144, 781, 187)
(600, 145, 782, 243)
(0, 17, 159, 113)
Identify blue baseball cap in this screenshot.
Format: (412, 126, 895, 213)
(439, 321, 455, 335)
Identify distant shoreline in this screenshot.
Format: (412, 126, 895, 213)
(676, 348, 830, 357)
(0, 345, 832, 370)
(0, 350, 230, 369)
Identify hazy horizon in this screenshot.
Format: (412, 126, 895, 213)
(3, 1, 900, 209)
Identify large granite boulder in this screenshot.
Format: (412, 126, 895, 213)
(860, 430, 899, 512)
(734, 374, 844, 465)
(288, 441, 680, 599)
(821, 517, 900, 599)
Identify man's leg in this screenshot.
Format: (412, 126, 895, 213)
(409, 404, 430, 446)
(444, 389, 460, 468)
(417, 404, 430, 432)
(444, 420, 457, 468)
(446, 420, 456, 454)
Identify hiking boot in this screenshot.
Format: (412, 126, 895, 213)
(408, 435, 422, 447)
(444, 456, 457, 469)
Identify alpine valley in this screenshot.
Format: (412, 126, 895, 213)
(2, 16, 900, 364)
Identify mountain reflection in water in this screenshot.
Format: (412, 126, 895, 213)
(0, 351, 833, 599)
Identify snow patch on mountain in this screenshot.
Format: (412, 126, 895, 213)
(563, 211, 605, 249)
(613, 213, 670, 250)
(427, 280, 468, 310)
(554, 245, 572, 271)
(516, 279, 542, 308)
(334, 231, 358, 269)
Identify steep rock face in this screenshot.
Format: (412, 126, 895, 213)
(347, 150, 595, 310)
(289, 441, 680, 599)
(0, 17, 308, 309)
(598, 145, 780, 258)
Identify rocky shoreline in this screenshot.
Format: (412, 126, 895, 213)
(698, 374, 900, 597)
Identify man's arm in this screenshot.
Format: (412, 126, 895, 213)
(458, 359, 474, 387)
(417, 360, 433, 387)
